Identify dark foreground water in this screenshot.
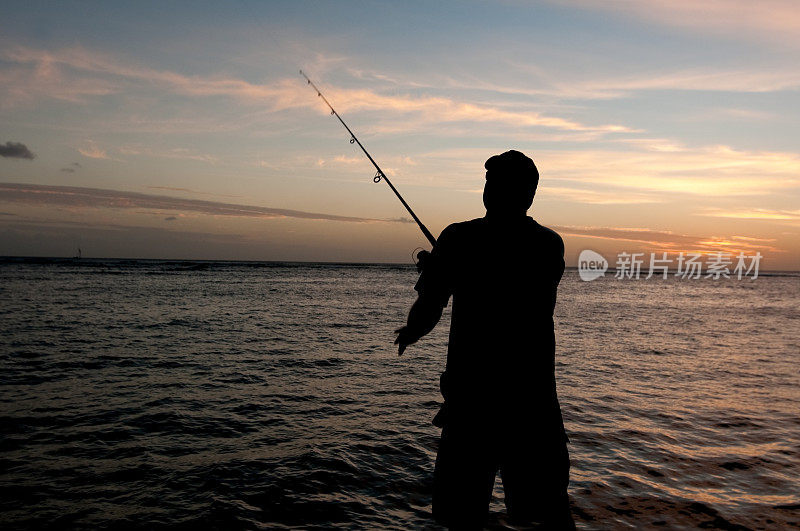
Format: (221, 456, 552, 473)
(1, 258, 798, 529)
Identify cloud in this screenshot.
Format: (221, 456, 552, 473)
(318, 88, 636, 133)
(541, 185, 662, 205)
(0, 58, 116, 109)
(383, 142, 799, 202)
(332, 155, 364, 165)
(0, 46, 329, 111)
(385, 216, 415, 224)
(567, 69, 800, 98)
(553, 0, 800, 48)
(553, 224, 782, 254)
(148, 186, 195, 193)
(414, 63, 800, 103)
(119, 145, 218, 163)
(1, 46, 635, 134)
(730, 235, 777, 242)
(0, 141, 35, 160)
(60, 162, 82, 173)
(78, 141, 109, 159)
(146, 186, 241, 199)
(556, 225, 698, 246)
(0, 183, 403, 224)
(537, 143, 800, 197)
(164, 216, 177, 221)
(701, 208, 800, 222)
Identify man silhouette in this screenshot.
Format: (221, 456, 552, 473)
(395, 150, 572, 528)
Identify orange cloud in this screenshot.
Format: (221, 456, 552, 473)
(391, 143, 800, 203)
(541, 185, 662, 205)
(702, 208, 800, 222)
(537, 144, 800, 197)
(1, 46, 636, 134)
(555, 224, 784, 257)
(555, 0, 800, 48)
(78, 140, 109, 159)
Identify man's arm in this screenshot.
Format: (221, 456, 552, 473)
(394, 226, 455, 355)
(394, 294, 445, 356)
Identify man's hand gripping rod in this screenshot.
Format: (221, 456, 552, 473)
(300, 70, 437, 249)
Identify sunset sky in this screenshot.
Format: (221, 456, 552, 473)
(1, 0, 798, 269)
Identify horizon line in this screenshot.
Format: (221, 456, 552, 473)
(1, 255, 797, 274)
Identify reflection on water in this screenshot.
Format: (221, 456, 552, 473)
(1, 258, 798, 529)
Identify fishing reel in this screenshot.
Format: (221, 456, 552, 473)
(412, 247, 432, 273)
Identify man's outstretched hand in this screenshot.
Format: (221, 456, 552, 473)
(394, 293, 446, 356)
(394, 326, 417, 356)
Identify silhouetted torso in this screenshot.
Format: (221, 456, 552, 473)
(416, 215, 566, 437)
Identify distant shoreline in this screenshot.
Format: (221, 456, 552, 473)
(1, 255, 798, 275)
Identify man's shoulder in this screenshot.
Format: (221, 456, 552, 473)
(531, 220, 565, 256)
(532, 220, 563, 243)
(438, 218, 487, 240)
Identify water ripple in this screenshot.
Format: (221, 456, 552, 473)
(1, 260, 798, 528)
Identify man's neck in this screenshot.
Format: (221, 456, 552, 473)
(485, 210, 529, 221)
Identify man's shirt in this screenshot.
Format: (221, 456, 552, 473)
(415, 215, 566, 435)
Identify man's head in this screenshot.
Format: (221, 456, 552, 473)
(483, 150, 539, 216)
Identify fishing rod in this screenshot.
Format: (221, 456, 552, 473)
(300, 70, 437, 248)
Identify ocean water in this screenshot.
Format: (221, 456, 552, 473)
(1, 258, 798, 529)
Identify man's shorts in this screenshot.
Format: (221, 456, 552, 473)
(432, 421, 571, 528)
